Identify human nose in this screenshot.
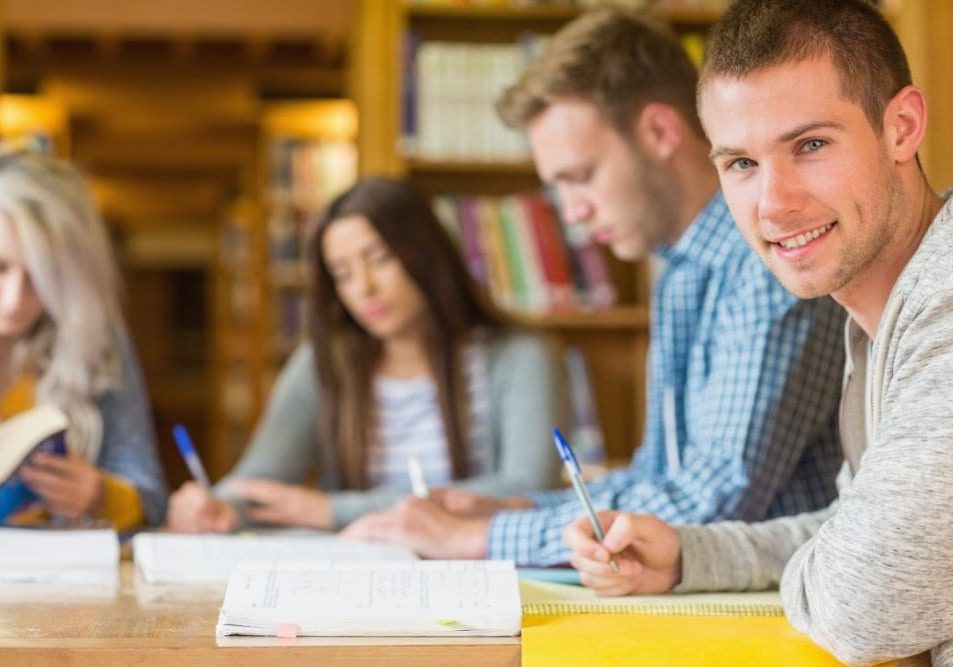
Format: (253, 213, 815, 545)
(350, 261, 377, 297)
(558, 186, 593, 226)
(0, 271, 28, 314)
(757, 162, 804, 224)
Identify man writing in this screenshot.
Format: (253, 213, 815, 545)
(566, 1, 953, 663)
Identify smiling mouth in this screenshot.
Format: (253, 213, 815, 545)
(775, 222, 835, 249)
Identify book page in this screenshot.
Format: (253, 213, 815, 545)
(519, 579, 783, 616)
(218, 560, 521, 637)
(0, 406, 68, 481)
(132, 532, 418, 583)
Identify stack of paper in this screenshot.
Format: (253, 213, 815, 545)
(0, 527, 119, 586)
(216, 560, 522, 637)
(132, 532, 418, 583)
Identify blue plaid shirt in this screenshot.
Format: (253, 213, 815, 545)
(487, 191, 846, 565)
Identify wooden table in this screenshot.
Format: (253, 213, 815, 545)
(0, 563, 520, 666)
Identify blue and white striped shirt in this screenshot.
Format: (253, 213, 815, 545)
(487, 191, 846, 565)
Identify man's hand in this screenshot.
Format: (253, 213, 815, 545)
(563, 510, 682, 597)
(340, 497, 490, 558)
(226, 479, 332, 530)
(21, 450, 104, 519)
(167, 481, 238, 533)
(427, 487, 533, 517)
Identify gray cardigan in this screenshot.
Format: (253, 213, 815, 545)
(218, 331, 569, 527)
(673, 194, 953, 666)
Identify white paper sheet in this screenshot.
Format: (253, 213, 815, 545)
(132, 532, 418, 583)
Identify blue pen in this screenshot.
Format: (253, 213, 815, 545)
(172, 424, 211, 489)
(552, 428, 619, 574)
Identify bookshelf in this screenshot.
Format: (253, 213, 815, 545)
(348, 0, 730, 460)
(211, 100, 359, 467)
(349, 0, 919, 462)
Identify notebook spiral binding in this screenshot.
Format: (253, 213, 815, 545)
(521, 603, 784, 617)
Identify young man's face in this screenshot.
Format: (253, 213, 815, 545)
(700, 54, 903, 300)
(527, 98, 673, 261)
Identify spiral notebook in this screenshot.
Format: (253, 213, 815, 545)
(519, 579, 784, 617)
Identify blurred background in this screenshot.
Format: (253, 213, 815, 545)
(1, 0, 947, 490)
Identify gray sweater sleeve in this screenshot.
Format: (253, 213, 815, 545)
(214, 345, 320, 504)
(447, 332, 567, 497)
(331, 332, 569, 526)
(779, 290, 953, 666)
(675, 289, 953, 665)
(674, 503, 835, 594)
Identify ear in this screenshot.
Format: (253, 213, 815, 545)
(635, 103, 684, 161)
(883, 84, 926, 165)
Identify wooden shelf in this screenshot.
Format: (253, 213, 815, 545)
(515, 305, 649, 331)
(406, 157, 537, 175)
(404, 2, 726, 27)
(406, 4, 579, 22)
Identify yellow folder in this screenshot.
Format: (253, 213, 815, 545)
(519, 580, 897, 667)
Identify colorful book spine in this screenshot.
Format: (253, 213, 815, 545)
(522, 193, 576, 310)
(500, 195, 549, 312)
(474, 197, 515, 309)
(496, 197, 531, 309)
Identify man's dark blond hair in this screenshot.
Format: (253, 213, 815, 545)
(496, 7, 703, 139)
(700, 0, 910, 132)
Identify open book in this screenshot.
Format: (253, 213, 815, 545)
(132, 532, 418, 583)
(216, 560, 522, 637)
(0, 406, 69, 523)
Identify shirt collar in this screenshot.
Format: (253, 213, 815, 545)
(655, 190, 739, 268)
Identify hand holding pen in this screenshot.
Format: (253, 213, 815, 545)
(408, 455, 429, 499)
(167, 424, 238, 533)
(172, 424, 211, 488)
(552, 428, 619, 574)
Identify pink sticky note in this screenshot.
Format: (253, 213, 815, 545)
(276, 623, 300, 639)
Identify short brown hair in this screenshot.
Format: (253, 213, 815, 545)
(700, 0, 910, 131)
(496, 7, 703, 138)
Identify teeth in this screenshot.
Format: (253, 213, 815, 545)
(779, 223, 833, 249)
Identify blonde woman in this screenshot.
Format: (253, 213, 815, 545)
(0, 148, 166, 529)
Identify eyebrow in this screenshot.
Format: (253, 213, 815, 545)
(709, 121, 847, 162)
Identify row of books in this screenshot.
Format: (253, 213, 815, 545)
(267, 137, 358, 215)
(403, 37, 546, 159)
(402, 29, 707, 161)
(266, 136, 358, 264)
(433, 191, 617, 312)
(405, 0, 728, 8)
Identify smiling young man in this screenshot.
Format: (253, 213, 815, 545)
(342, 8, 846, 567)
(564, 1, 953, 664)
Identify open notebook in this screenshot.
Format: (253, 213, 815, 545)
(216, 560, 522, 637)
(132, 532, 418, 583)
(520, 579, 784, 616)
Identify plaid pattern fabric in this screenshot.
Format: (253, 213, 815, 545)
(487, 192, 846, 565)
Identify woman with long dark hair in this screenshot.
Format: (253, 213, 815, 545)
(168, 176, 567, 532)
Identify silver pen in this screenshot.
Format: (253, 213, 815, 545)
(552, 428, 619, 574)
